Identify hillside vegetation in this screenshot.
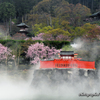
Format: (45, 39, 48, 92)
(0, 0, 99, 41)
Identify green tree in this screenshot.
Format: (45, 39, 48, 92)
(82, 23, 96, 33)
(74, 27, 85, 37)
(0, 2, 15, 22)
(32, 23, 53, 36)
(31, 23, 44, 36)
(0, 2, 15, 33)
(43, 28, 70, 40)
(28, 0, 91, 27)
(0, 0, 41, 21)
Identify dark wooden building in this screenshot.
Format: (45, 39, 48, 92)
(83, 11, 100, 22)
(12, 23, 29, 40)
(89, 11, 100, 19)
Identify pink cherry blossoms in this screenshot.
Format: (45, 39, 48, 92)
(32, 33, 44, 41)
(26, 42, 60, 64)
(25, 32, 69, 41)
(0, 43, 12, 62)
(56, 34, 69, 41)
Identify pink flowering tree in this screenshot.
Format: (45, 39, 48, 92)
(43, 34, 70, 41)
(32, 33, 44, 41)
(31, 33, 55, 41)
(0, 43, 14, 65)
(26, 42, 60, 64)
(56, 34, 69, 41)
(43, 34, 54, 41)
(25, 32, 70, 41)
(25, 33, 44, 41)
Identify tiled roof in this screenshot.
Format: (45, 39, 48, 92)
(17, 23, 29, 28)
(89, 11, 100, 17)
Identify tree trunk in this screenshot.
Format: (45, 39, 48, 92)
(83, 0, 84, 5)
(18, 48, 21, 66)
(6, 57, 8, 70)
(86, 0, 88, 7)
(99, 2, 100, 10)
(91, 0, 94, 12)
(22, 16, 24, 23)
(14, 58, 18, 69)
(44, 14, 49, 26)
(25, 14, 28, 21)
(49, 14, 52, 26)
(6, 19, 9, 39)
(5, 52, 8, 71)
(79, 0, 80, 3)
(9, 17, 12, 33)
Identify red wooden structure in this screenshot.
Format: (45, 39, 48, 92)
(40, 51, 95, 70)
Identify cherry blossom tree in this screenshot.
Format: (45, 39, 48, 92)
(32, 33, 44, 41)
(25, 32, 69, 41)
(26, 42, 60, 64)
(0, 43, 15, 67)
(0, 43, 12, 61)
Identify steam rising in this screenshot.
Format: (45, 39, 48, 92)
(71, 38, 84, 49)
(0, 39, 100, 100)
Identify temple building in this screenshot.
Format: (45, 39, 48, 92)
(89, 11, 100, 19)
(17, 23, 29, 33)
(12, 23, 29, 40)
(83, 11, 100, 22)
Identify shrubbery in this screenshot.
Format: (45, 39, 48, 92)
(0, 39, 70, 49)
(0, 39, 70, 66)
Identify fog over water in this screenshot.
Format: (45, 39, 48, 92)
(0, 39, 100, 100)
